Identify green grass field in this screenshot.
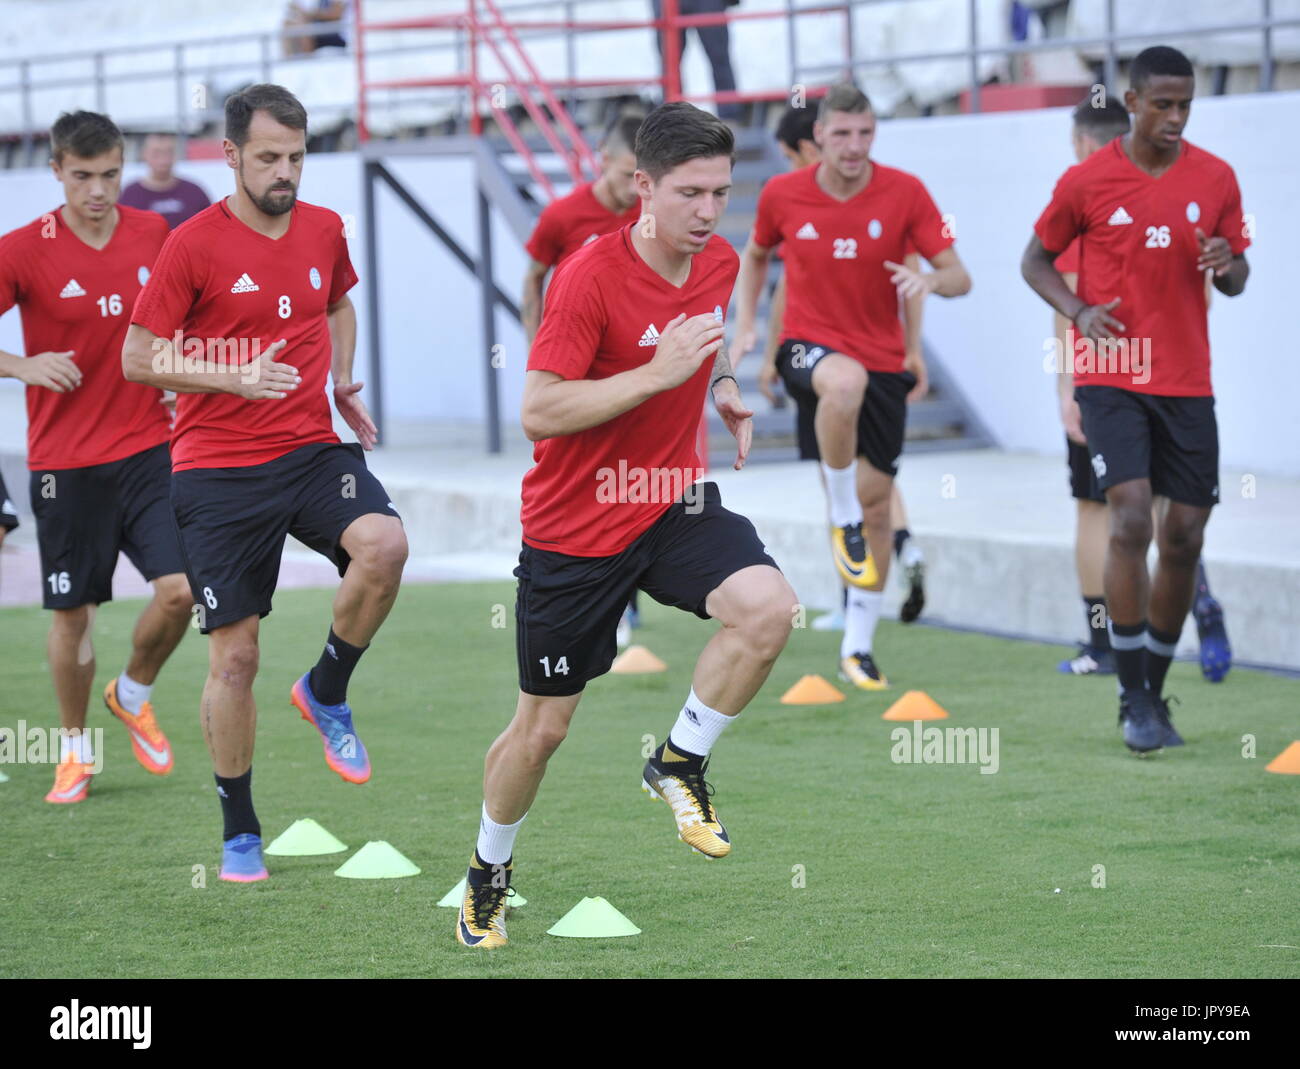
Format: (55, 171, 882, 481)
(1, 582, 1296, 978)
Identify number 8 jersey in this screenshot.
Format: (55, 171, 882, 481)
(1034, 137, 1250, 397)
(131, 198, 358, 471)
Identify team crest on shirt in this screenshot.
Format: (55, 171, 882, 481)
(713, 304, 724, 323)
(1186, 201, 1201, 223)
(309, 267, 322, 290)
(137, 266, 150, 286)
(867, 219, 882, 239)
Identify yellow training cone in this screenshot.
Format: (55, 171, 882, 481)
(780, 674, 845, 704)
(611, 645, 667, 674)
(882, 690, 950, 721)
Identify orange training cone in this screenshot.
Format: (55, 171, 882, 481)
(611, 645, 667, 674)
(1265, 741, 1300, 774)
(882, 690, 950, 721)
(780, 675, 845, 704)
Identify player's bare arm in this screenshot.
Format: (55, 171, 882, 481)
(900, 251, 928, 401)
(521, 259, 549, 346)
(122, 322, 301, 398)
(729, 236, 772, 368)
(521, 312, 724, 440)
(709, 345, 753, 470)
(1195, 227, 1249, 297)
(756, 272, 786, 403)
(327, 294, 377, 450)
(0, 348, 82, 392)
(884, 246, 971, 300)
(1021, 234, 1125, 341)
(1053, 271, 1086, 444)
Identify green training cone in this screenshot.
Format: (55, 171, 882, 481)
(265, 818, 347, 856)
(436, 876, 526, 908)
(334, 840, 421, 879)
(0, 769, 9, 783)
(547, 896, 641, 938)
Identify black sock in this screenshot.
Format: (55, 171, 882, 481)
(655, 739, 703, 772)
(1145, 624, 1180, 696)
(309, 627, 368, 705)
(893, 528, 911, 559)
(469, 850, 511, 886)
(1084, 596, 1110, 650)
(1110, 620, 1147, 694)
(215, 768, 259, 841)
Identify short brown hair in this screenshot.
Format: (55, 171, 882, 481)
(225, 83, 308, 148)
(817, 83, 872, 122)
(635, 102, 734, 181)
(50, 111, 123, 164)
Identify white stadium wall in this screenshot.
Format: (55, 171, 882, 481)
(0, 89, 1295, 476)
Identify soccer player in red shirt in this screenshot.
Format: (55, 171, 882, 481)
(0, 111, 190, 805)
(732, 84, 970, 691)
(122, 85, 408, 880)
(755, 102, 932, 635)
(1023, 46, 1251, 753)
(520, 114, 643, 346)
(456, 102, 797, 948)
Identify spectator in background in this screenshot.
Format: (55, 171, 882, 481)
(651, 0, 743, 121)
(283, 1, 351, 56)
(119, 134, 211, 230)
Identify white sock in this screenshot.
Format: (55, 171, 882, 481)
(60, 731, 94, 765)
(115, 672, 152, 716)
(901, 540, 924, 568)
(477, 803, 526, 865)
(842, 589, 884, 658)
(821, 461, 862, 527)
(667, 687, 735, 758)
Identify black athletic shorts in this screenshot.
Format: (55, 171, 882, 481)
(171, 442, 399, 634)
(776, 338, 915, 476)
(29, 442, 185, 610)
(0, 469, 18, 531)
(1075, 386, 1219, 508)
(1066, 435, 1105, 503)
(515, 481, 779, 697)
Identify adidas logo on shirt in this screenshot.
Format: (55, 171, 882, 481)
(230, 273, 260, 293)
(638, 324, 660, 347)
(59, 279, 86, 298)
(795, 222, 820, 240)
(1107, 206, 1134, 226)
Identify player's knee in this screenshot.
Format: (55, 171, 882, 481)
(739, 586, 796, 661)
(212, 641, 259, 690)
(1158, 520, 1203, 567)
(156, 575, 193, 618)
(350, 522, 408, 584)
(521, 713, 569, 763)
(50, 605, 92, 639)
(861, 494, 890, 533)
(1109, 505, 1152, 553)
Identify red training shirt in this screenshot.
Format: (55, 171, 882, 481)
(524, 182, 641, 268)
(521, 224, 739, 557)
(1034, 138, 1249, 396)
(753, 162, 952, 372)
(0, 205, 170, 470)
(1054, 237, 1080, 275)
(131, 198, 359, 471)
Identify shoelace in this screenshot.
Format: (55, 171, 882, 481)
(469, 878, 509, 931)
(666, 760, 717, 827)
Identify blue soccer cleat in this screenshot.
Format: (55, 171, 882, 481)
(290, 672, 372, 784)
(1194, 594, 1231, 683)
(221, 833, 268, 883)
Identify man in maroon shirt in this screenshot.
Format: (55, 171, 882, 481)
(456, 102, 797, 948)
(0, 111, 191, 805)
(520, 113, 643, 346)
(122, 85, 408, 881)
(1022, 46, 1251, 753)
(118, 133, 211, 230)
